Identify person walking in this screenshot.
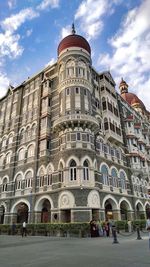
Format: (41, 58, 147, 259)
(127, 220, 132, 233)
(11, 222, 16, 235)
(146, 216, 150, 249)
(22, 221, 27, 237)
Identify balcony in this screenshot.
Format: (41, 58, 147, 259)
(58, 77, 92, 92)
(105, 130, 123, 144)
(53, 114, 99, 132)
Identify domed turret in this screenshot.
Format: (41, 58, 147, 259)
(119, 78, 146, 111)
(58, 24, 91, 56)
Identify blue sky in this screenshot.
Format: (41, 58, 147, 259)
(0, 0, 149, 110)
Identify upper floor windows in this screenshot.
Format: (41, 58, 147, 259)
(83, 160, 89, 180)
(101, 165, 109, 185)
(70, 160, 77, 181)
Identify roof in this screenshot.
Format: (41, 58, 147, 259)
(121, 92, 146, 110)
(58, 34, 91, 55)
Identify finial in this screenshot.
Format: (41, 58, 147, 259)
(72, 23, 76, 34)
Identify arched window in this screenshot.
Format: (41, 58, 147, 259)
(32, 124, 36, 136)
(20, 129, 25, 141)
(39, 168, 45, 187)
(59, 162, 64, 183)
(104, 118, 108, 130)
(70, 160, 77, 181)
(15, 174, 22, 190)
(5, 152, 11, 165)
(66, 60, 75, 78)
(120, 171, 126, 190)
(102, 97, 107, 110)
(18, 148, 25, 161)
(8, 134, 13, 145)
(47, 166, 52, 186)
(2, 177, 8, 192)
(83, 160, 89, 180)
(27, 145, 34, 158)
(111, 168, 118, 187)
(25, 171, 32, 188)
(26, 126, 30, 139)
(78, 61, 86, 78)
(59, 64, 65, 82)
(101, 165, 109, 185)
(2, 137, 7, 148)
(0, 155, 4, 167)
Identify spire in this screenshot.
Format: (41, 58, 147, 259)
(72, 23, 76, 34)
(119, 78, 128, 94)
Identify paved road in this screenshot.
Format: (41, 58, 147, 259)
(0, 233, 149, 267)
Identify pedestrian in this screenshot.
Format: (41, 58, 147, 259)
(90, 219, 98, 237)
(127, 220, 132, 233)
(11, 222, 16, 235)
(146, 215, 150, 249)
(22, 221, 27, 237)
(105, 221, 110, 237)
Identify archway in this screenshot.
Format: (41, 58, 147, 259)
(120, 201, 128, 220)
(136, 202, 145, 219)
(103, 196, 119, 220)
(145, 203, 150, 218)
(41, 199, 51, 223)
(16, 202, 28, 223)
(105, 201, 113, 220)
(0, 205, 5, 224)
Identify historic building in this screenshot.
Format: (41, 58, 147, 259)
(0, 25, 150, 224)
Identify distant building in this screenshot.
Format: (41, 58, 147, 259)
(0, 25, 150, 224)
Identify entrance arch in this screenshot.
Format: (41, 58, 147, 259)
(145, 203, 150, 218)
(0, 205, 5, 224)
(135, 201, 145, 219)
(16, 203, 28, 223)
(120, 201, 129, 220)
(41, 199, 51, 223)
(102, 196, 119, 220)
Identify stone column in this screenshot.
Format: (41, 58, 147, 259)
(99, 209, 105, 221)
(113, 210, 121, 220)
(127, 210, 135, 221)
(34, 211, 41, 223)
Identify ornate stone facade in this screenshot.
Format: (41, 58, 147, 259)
(0, 27, 150, 224)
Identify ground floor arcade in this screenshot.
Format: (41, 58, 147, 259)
(0, 190, 150, 224)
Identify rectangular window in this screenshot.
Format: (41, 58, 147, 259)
(77, 133, 80, 140)
(75, 87, 79, 94)
(66, 88, 70, 95)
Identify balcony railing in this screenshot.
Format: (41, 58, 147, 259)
(53, 114, 99, 131)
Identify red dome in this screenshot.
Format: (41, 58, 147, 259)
(58, 34, 91, 56)
(121, 92, 145, 109)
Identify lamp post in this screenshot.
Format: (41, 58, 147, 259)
(112, 225, 119, 244)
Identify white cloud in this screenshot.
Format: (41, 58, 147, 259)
(45, 58, 55, 67)
(37, 0, 60, 10)
(75, 0, 121, 40)
(98, 0, 150, 110)
(61, 25, 71, 39)
(8, 0, 16, 9)
(1, 8, 39, 33)
(0, 71, 9, 98)
(26, 29, 33, 37)
(0, 8, 39, 59)
(0, 31, 23, 58)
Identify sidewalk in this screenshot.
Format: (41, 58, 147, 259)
(0, 233, 149, 267)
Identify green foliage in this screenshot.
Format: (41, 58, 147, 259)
(0, 220, 146, 236)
